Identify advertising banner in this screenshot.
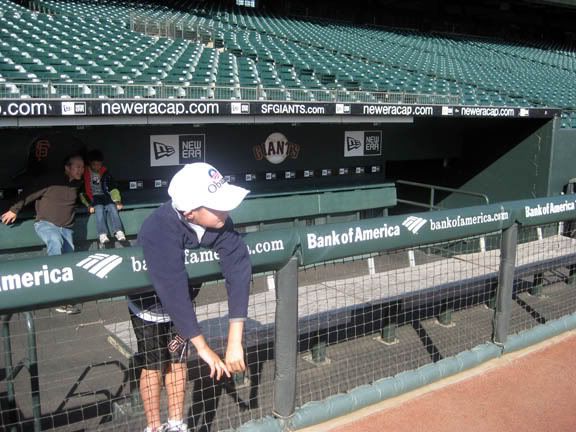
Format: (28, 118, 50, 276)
(2, 195, 575, 313)
(512, 195, 576, 226)
(298, 204, 513, 265)
(0, 229, 299, 314)
(0, 99, 559, 119)
(150, 134, 206, 167)
(344, 130, 382, 157)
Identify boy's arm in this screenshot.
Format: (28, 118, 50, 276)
(213, 226, 251, 323)
(211, 223, 251, 371)
(225, 320, 246, 373)
(141, 220, 232, 379)
(79, 192, 91, 208)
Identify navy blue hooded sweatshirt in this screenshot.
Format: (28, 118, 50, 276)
(133, 201, 251, 339)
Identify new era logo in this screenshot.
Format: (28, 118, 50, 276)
(153, 141, 175, 159)
(231, 102, 250, 114)
(76, 253, 123, 279)
(346, 136, 362, 151)
(402, 216, 427, 234)
(441, 106, 453, 116)
(61, 101, 86, 116)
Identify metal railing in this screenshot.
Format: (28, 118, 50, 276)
(129, 16, 212, 43)
(0, 82, 461, 104)
(396, 179, 491, 210)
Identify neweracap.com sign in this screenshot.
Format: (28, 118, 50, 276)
(0, 99, 559, 119)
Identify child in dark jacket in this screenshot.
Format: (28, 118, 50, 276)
(131, 162, 251, 432)
(80, 149, 126, 245)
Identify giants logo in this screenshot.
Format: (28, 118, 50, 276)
(253, 132, 300, 164)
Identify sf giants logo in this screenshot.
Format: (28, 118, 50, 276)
(34, 140, 51, 161)
(253, 132, 300, 165)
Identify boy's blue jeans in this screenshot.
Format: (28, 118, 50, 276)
(34, 220, 74, 256)
(94, 203, 123, 236)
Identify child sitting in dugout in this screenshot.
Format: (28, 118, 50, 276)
(80, 149, 126, 245)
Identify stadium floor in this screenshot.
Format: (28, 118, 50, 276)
(303, 330, 576, 432)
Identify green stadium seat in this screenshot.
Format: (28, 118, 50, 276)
(0, 1, 572, 114)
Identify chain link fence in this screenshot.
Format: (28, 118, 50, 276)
(1, 276, 280, 431)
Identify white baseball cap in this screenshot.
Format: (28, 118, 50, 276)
(168, 163, 249, 212)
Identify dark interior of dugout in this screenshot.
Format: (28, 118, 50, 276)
(0, 116, 570, 214)
(388, 116, 566, 213)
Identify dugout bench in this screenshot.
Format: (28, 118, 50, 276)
(0, 182, 398, 257)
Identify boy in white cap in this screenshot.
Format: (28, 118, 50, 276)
(129, 162, 251, 432)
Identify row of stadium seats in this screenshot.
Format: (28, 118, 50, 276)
(0, 0, 574, 123)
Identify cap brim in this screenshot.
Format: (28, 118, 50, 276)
(204, 184, 250, 211)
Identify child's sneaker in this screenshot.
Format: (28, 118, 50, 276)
(55, 304, 81, 315)
(144, 420, 188, 432)
(115, 230, 126, 241)
(159, 420, 188, 431)
(99, 233, 110, 244)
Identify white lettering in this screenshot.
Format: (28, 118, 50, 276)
(131, 256, 143, 272)
(21, 272, 34, 288)
(0, 265, 74, 292)
(50, 268, 61, 283)
(524, 201, 576, 218)
(307, 233, 318, 249)
(2, 274, 21, 290)
(61, 268, 73, 282)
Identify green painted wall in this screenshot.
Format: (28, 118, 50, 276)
(548, 126, 576, 195)
(440, 121, 556, 208)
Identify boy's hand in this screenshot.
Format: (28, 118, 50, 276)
(1, 210, 17, 225)
(225, 343, 246, 374)
(89, 207, 95, 214)
(225, 320, 246, 374)
(191, 334, 231, 380)
(197, 345, 231, 380)
(115, 202, 124, 211)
